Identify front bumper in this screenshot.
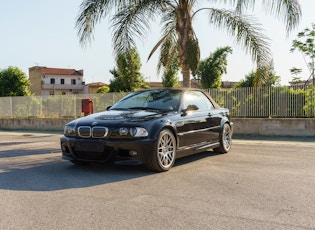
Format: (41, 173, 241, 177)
(60, 136, 156, 164)
(230, 121, 234, 134)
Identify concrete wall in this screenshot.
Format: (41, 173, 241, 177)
(0, 118, 72, 132)
(0, 118, 314, 137)
(233, 118, 315, 136)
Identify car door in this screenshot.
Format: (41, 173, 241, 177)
(176, 90, 220, 149)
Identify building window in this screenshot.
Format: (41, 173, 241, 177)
(61, 79, 65, 84)
(71, 79, 76, 85)
(50, 78, 55, 84)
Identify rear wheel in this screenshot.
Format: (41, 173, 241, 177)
(214, 123, 232, 153)
(146, 129, 176, 172)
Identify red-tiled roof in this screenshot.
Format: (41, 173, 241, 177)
(42, 67, 83, 76)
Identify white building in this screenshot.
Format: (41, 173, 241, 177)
(29, 66, 86, 96)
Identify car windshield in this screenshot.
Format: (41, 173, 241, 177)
(110, 89, 182, 112)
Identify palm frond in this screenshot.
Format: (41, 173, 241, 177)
(76, 0, 119, 46)
(232, 0, 301, 33)
(262, 0, 301, 34)
(156, 8, 178, 73)
(157, 36, 178, 73)
(234, 0, 255, 13)
(111, 0, 163, 54)
(148, 34, 168, 62)
(208, 8, 271, 67)
(147, 7, 177, 62)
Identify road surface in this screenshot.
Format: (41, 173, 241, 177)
(0, 131, 314, 229)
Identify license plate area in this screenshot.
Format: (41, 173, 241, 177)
(74, 141, 104, 153)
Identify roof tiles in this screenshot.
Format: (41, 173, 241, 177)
(42, 67, 83, 76)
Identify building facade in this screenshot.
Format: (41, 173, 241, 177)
(29, 66, 85, 96)
(85, 82, 108, 94)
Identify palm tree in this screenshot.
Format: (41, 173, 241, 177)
(76, 0, 301, 88)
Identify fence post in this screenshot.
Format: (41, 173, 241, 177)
(9, 97, 13, 118)
(268, 87, 271, 118)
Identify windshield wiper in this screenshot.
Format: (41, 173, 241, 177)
(109, 108, 129, 111)
(129, 107, 163, 112)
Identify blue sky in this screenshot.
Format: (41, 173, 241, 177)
(1, 0, 314, 85)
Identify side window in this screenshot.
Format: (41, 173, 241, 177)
(183, 91, 214, 111)
(202, 93, 215, 110)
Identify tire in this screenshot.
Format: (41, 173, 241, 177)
(214, 123, 232, 154)
(146, 129, 176, 172)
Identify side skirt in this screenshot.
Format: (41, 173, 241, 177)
(176, 142, 220, 158)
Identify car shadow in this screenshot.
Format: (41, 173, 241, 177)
(0, 150, 221, 192)
(0, 147, 60, 158)
(0, 136, 60, 158)
(174, 150, 222, 167)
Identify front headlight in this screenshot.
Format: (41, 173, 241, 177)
(130, 127, 148, 137)
(64, 125, 76, 137)
(119, 127, 148, 137)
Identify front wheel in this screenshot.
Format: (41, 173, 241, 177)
(146, 129, 176, 172)
(214, 123, 232, 154)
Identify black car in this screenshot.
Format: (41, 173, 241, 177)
(61, 88, 233, 172)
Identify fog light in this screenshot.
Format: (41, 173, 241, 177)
(119, 127, 129, 135)
(129, 150, 137, 156)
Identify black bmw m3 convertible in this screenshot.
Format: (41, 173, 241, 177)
(61, 88, 233, 172)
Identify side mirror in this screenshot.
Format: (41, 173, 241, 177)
(186, 104, 199, 111)
(106, 106, 112, 111)
(181, 104, 199, 116)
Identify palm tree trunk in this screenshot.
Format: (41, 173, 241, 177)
(182, 65, 191, 88)
(176, 1, 193, 88)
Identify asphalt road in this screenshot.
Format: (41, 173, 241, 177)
(0, 131, 314, 230)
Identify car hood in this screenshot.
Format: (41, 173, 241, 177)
(75, 109, 165, 125)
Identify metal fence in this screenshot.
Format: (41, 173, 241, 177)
(0, 92, 127, 118)
(206, 86, 315, 118)
(0, 86, 314, 118)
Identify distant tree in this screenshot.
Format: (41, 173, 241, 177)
(290, 67, 302, 83)
(108, 68, 122, 92)
(255, 61, 281, 87)
(161, 59, 179, 88)
(0, 66, 30, 96)
(96, 85, 110, 93)
(290, 23, 315, 85)
(194, 46, 232, 89)
(236, 61, 280, 87)
(235, 71, 256, 87)
(109, 48, 147, 92)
